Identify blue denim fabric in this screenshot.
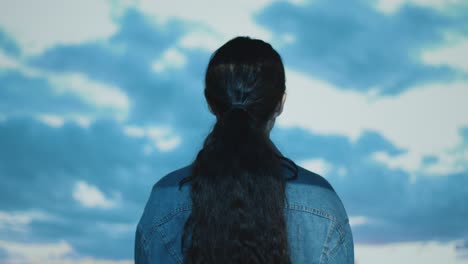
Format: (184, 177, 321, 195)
(135, 162, 354, 263)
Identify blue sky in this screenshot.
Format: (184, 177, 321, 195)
(0, 0, 467, 263)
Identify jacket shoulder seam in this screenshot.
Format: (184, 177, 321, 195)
(285, 203, 337, 221)
(154, 203, 192, 227)
(145, 203, 192, 247)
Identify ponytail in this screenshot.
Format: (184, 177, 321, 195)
(179, 104, 295, 264)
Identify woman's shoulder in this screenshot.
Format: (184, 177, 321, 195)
(285, 164, 349, 223)
(285, 164, 354, 263)
(137, 164, 193, 231)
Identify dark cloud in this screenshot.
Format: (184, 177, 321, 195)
(422, 154, 438, 166)
(0, 29, 20, 56)
(254, 0, 468, 95)
(0, 70, 93, 117)
(271, 126, 405, 166)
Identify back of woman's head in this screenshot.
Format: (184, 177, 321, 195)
(205, 36, 285, 127)
(179, 36, 297, 264)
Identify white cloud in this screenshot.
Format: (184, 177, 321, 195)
(288, 0, 308, 6)
(355, 240, 468, 264)
(155, 136, 182, 152)
(34, 114, 93, 129)
(421, 36, 468, 73)
(0, 239, 132, 264)
(0, 210, 56, 233)
(36, 114, 65, 128)
(116, 0, 274, 52)
(151, 47, 187, 73)
(298, 159, 348, 178)
(74, 115, 92, 128)
(123, 126, 146, 137)
(0, 239, 73, 263)
(0, 51, 130, 124)
(48, 72, 130, 120)
(0, 0, 117, 55)
(35, 114, 93, 128)
(0, 50, 18, 68)
(374, 0, 464, 14)
(124, 125, 182, 152)
(147, 126, 182, 151)
(278, 69, 468, 176)
(349, 216, 370, 227)
(72, 180, 120, 209)
(178, 30, 224, 51)
(298, 158, 333, 177)
(95, 222, 136, 239)
(372, 149, 467, 179)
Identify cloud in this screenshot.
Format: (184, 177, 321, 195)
(28, 8, 213, 128)
(151, 47, 188, 73)
(374, 0, 468, 14)
(421, 36, 468, 73)
(0, 30, 20, 56)
(72, 181, 121, 209)
(276, 69, 468, 176)
(0, 69, 94, 119)
(0, 210, 57, 234)
(0, 239, 73, 263)
(0, 0, 117, 55)
(298, 158, 334, 177)
(254, 0, 468, 94)
(0, 239, 132, 264)
(120, 0, 274, 48)
(124, 125, 182, 152)
(355, 240, 468, 264)
(349, 216, 370, 227)
(0, 46, 130, 123)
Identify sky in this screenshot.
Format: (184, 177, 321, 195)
(0, 0, 467, 263)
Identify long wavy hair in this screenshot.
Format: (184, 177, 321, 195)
(179, 36, 298, 264)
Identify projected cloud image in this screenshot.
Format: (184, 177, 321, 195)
(0, 0, 467, 263)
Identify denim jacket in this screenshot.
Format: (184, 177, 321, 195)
(135, 162, 354, 263)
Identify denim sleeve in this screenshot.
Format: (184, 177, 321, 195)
(325, 218, 354, 264)
(135, 223, 149, 264)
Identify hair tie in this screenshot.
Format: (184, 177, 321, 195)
(229, 102, 247, 111)
(221, 102, 249, 119)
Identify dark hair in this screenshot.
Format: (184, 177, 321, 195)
(179, 36, 298, 264)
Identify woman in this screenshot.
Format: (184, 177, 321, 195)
(135, 36, 354, 264)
